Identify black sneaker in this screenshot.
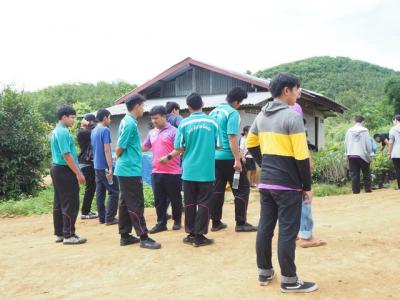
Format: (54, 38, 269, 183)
(193, 235, 214, 247)
(211, 222, 227, 232)
(259, 271, 275, 286)
(149, 224, 168, 234)
(172, 222, 181, 230)
(140, 237, 161, 249)
(182, 234, 195, 245)
(235, 222, 258, 232)
(120, 235, 140, 246)
(281, 280, 318, 293)
(105, 218, 118, 226)
(81, 211, 98, 220)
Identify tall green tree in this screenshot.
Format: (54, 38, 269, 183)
(384, 77, 400, 114)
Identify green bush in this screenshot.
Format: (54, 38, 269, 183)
(0, 87, 51, 200)
(371, 150, 394, 186)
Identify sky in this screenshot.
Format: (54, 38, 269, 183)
(1, 0, 399, 91)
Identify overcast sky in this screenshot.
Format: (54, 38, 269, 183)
(1, 0, 399, 91)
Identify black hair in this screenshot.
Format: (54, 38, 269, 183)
(373, 134, 381, 140)
(269, 72, 301, 98)
(56, 105, 76, 120)
(96, 109, 111, 122)
(126, 94, 145, 112)
(84, 114, 97, 122)
(165, 101, 180, 114)
(186, 93, 203, 110)
(241, 125, 250, 136)
(355, 115, 364, 123)
(149, 105, 167, 117)
(227, 87, 248, 103)
(394, 115, 400, 122)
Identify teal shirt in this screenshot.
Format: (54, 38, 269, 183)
(50, 122, 78, 166)
(174, 112, 220, 182)
(114, 114, 142, 177)
(209, 103, 240, 160)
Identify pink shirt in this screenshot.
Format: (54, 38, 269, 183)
(144, 123, 181, 174)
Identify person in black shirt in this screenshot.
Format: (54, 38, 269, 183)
(373, 133, 390, 150)
(77, 114, 98, 219)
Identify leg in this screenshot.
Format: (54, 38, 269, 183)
(298, 202, 313, 240)
(183, 181, 197, 234)
(165, 174, 183, 225)
(256, 189, 278, 277)
(392, 159, 400, 189)
(152, 174, 168, 226)
(229, 161, 250, 224)
(81, 166, 96, 215)
(105, 174, 120, 222)
(194, 182, 213, 235)
(118, 176, 133, 235)
(359, 159, 372, 192)
(211, 160, 229, 223)
(95, 170, 107, 223)
(51, 166, 63, 237)
(348, 159, 361, 194)
(276, 190, 302, 283)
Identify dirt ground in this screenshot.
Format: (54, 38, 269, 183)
(1, 189, 400, 300)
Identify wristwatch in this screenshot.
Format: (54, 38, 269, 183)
(167, 154, 173, 161)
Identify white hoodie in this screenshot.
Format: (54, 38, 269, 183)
(344, 124, 373, 163)
(389, 124, 400, 158)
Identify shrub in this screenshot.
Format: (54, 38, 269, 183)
(0, 87, 50, 200)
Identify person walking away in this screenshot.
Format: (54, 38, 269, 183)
(114, 94, 161, 249)
(247, 72, 318, 293)
(344, 116, 373, 194)
(142, 105, 182, 233)
(51, 105, 87, 245)
(91, 109, 119, 225)
(388, 115, 400, 189)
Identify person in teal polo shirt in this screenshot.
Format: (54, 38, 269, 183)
(209, 87, 257, 232)
(115, 94, 161, 250)
(50, 105, 87, 245)
(160, 93, 220, 247)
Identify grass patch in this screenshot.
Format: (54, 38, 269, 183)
(312, 183, 352, 197)
(0, 184, 155, 217)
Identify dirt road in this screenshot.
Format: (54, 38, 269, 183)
(1, 190, 399, 299)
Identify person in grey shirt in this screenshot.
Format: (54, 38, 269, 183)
(388, 115, 400, 189)
(344, 115, 373, 194)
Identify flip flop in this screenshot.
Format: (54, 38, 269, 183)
(298, 238, 327, 248)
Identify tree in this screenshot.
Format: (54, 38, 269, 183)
(0, 87, 50, 199)
(384, 77, 400, 114)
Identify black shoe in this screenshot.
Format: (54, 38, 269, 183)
(211, 222, 227, 232)
(149, 224, 168, 234)
(105, 218, 118, 226)
(235, 222, 258, 232)
(193, 235, 214, 247)
(140, 237, 161, 249)
(259, 271, 275, 286)
(182, 234, 195, 245)
(172, 222, 181, 230)
(281, 280, 318, 293)
(120, 235, 140, 246)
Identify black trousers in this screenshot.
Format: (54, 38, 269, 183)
(348, 158, 372, 193)
(183, 181, 213, 235)
(152, 173, 182, 226)
(81, 165, 96, 215)
(211, 160, 250, 223)
(118, 176, 148, 237)
(256, 189, 302, 283)
(392, 158, 400, 189)
(51, 164, 80, 238)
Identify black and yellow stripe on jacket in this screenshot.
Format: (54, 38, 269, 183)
(246, 100, 311, 191)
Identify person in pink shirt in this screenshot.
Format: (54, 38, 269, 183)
(142, 105, 183, 233)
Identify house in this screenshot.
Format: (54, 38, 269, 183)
(105, 57, 345, 150)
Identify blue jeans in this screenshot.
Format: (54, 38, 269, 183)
(299, 202, 313, 239)
(95, 169, 119, 223)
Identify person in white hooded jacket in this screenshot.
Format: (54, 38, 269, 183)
(344, 116, 373, 194)
(388, 115, 400, 189)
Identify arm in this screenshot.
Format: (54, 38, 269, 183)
(228, 135, 242, 172)
(104, 143, 113, 174)
(115, 147, 124, 159)
(388, 131, 395, 159)
(159, 149, 184, 164)
(64, 153, 85, 184)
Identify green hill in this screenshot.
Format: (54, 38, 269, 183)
(256, 56, 400, 118)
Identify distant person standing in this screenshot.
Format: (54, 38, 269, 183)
(239, 126, 257, 189)
(345, 116, 373, 194)
(373, 133, 390, 151)
(115, 94, 161, 249)
(142, 105, 182, 233)
(166, 101, 183, 128)
(160, 93, 220, 247)
(77, 114, 98, 220)
(388, 115, 400, 189)
(50, 105, 87, 245)
(91, 109, 119, 225)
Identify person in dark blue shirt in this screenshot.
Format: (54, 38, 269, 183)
(166, 101, 183, 128)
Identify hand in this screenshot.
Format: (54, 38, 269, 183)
(303, 191, 313, 204)
(233, 159, 242, 172)
(106, 171, 113, 183)
(159, 156, 169, 164)
(77, 173, 86, 185)
(310, 161, 315, 173)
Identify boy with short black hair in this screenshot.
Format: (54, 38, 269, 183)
(115, 94, 161, 249)
(160, 93, 220, 247)
(51, 105, 87, 245)
(166, 101, 183, 128)
(247, 72, 317, 293)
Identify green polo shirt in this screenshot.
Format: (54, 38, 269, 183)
(114, 113, 142, 177)
(50, 122, 78, 166)
(209, 103, 240, 160)
(174, 112, 220, 182)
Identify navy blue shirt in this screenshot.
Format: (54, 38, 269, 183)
(167, 114, 183, 128)
(91, 125, 112, 170)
